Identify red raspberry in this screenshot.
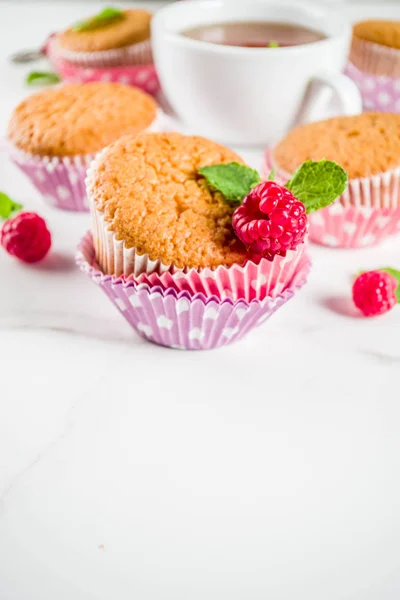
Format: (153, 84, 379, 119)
(352, 270, 397, 317)
(0, 211, 51, 263)
(232, 181, 307, 260)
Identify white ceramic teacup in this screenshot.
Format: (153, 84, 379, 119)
(152, 0, 362, 146)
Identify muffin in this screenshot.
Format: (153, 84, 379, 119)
(78, 131, 312, 349)
(7, 82, 158, 211)
(55, 8, 152, 67)
(266, 112, 400, 247)
(346, 20, 400, 112)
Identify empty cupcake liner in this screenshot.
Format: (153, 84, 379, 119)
(51, 36, 153, 67)
(9, 145, 94, 212)
(350, 36, 400, 78)
(264, 147, 400, 248)
(48, 39, 159, 96)
(89, 184, 307, 301)
(76, 231, 311, 350)
(345, 62, 400, 112)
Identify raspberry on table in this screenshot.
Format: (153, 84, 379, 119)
(352, 270, 398, 317)
(0, 211, 51, 263)
(232, 180, 308, 260)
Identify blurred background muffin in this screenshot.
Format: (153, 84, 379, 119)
(8, 82, 158, 211)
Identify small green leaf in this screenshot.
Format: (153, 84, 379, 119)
(198, 162, 261, 205)
(380, 268, 400, 303)
(286, 159, 347, 214)
(268, 40, 279, 48)
(0, 192, 23, 219)
(267, 168, 276, 181)
(74, 7, 124, 32)
(26, 71, 61, 86)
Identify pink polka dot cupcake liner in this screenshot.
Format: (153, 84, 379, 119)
(90, 200, 308, 302)
(264, 147, 400, 249)
(345, 62, 400, 112)
(48, 38, 160, 96)
(76, 231, 311, 350)
(9, 145, 94, 212)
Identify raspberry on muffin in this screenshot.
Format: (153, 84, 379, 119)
(88, 132, 248, 272)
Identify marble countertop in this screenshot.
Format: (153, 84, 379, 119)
(1, 2, 400, 600)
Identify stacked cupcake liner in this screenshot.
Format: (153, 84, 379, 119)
(264, 147, 400, 248)
(88, 154, 307, 302)
(350, 37, 400, 79)
(77, 231, 311, 350)
(47, 36, 160, 96)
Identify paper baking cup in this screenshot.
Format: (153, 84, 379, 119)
(52, 36, 153, 67)
(77, 231, 311, 350)
(48, 39, 159, 96)
(90, 197, 307, 302)
(264, 147, 400, 248)
(345, 62, 400, 112)
(10, 145, 94, 212)
(350, 36, 400, 78)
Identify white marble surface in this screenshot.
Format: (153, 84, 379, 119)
(1, 2, 400, 600)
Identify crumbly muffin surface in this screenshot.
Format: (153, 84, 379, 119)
(274, 113, 400, 179)
(8, 83, 157, 157)
(353, 20, 400, 50)
(89, 132, 248, 269)
(58, 9, 151, 52)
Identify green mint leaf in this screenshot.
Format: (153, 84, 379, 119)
(198, 162, 261, 205)
(268, 40, 279, 48)
(286, 159, 347, 214)
(267, 168, 276, 181)
(74, 7, 124, 31)
(380, 268, 400, 303)
(0, 192, 22, 219)
(26, 71, 60, 86)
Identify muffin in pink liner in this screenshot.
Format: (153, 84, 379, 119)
(87, 133, 311, 303)
(350, 21, 400, 79)
(265, 112, 400, 249)
(7, 82, 158, 212)
(345, 62, 400, 113)
(76, 231, 311, 350)
(48, 37, 159, 96)
(54, 8, 152, 68)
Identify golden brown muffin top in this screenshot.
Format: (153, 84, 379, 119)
(273, 112, 400, 179)
(58, 9, 151, 53)
(353, 20, 400, 50)
(88, 132, 248, 269)
(7, 82, 157, 157)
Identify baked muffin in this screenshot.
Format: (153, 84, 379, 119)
(267, 112, 400, 247)
(54, 8, 152, 67)
(8, 82, 157, 211)
(79, 131, 314, 349)
(350, 20, 400, 78)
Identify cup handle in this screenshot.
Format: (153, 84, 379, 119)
(292, 72, 362, 129)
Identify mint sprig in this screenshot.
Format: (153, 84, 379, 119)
(380, 268, 400, 303)
(198, 162, 261, 205)
(26, 71, 61, 86)
(74, 7, 124, 32)
(285, 159, 347, 214)
(0, 192, 22, 219)
(268, 40, 279, 48)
